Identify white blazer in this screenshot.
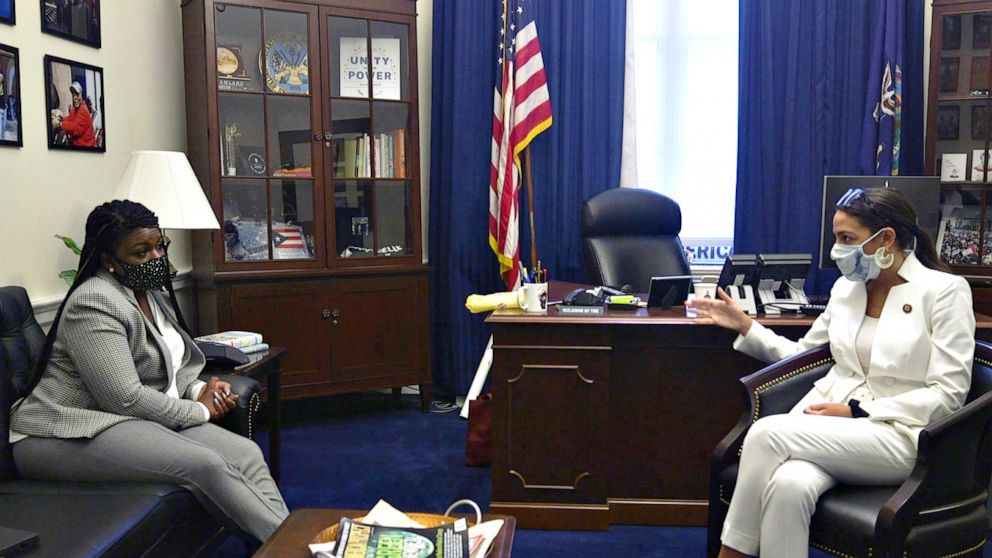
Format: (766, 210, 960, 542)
(734, 252, 976, 445)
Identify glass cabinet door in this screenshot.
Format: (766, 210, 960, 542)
(325, 15, 415, 262)
(215, 3, 319, 264)
(936, 11, 992, 268)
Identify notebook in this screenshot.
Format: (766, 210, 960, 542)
(0, 525, 39, 556)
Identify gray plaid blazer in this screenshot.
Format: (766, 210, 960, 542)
(11, 269, 209, 438)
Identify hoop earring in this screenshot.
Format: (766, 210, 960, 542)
(875, 246, 894, 269)
(108, 267, 115, 273)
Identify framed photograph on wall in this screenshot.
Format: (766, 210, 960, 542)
(971, 56, 990, 94)
(943, 14, 961, 51)
(44, 55, 105, 152)
(0, 0, 14, 25)
(973, 105, 989, 141)
(939, 105, 960, 141)
(940, 57, 960, 93)
(0, 44, 22, 147)
(976, 15, 992, 49)
(40, 0, 100, 48)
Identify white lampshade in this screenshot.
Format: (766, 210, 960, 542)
(112, 150, 220, 230)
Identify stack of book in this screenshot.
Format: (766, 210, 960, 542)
(194, 330, 268, 354)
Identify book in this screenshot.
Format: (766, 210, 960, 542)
(194, 331, 263, 348)
(941, 153, 967, 181)
(330, 517, 469, 558)
(241, 342, 270, 355)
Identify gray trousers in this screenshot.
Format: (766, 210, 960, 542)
(13, 420, 289, 542)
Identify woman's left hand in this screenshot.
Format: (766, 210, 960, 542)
(803, 402, 853, 417)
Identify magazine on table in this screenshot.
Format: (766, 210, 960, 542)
(330, 516, 469, 558)
(194, 330, 263, 348)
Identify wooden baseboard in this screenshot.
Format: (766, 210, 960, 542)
(488, 499, 709, 530)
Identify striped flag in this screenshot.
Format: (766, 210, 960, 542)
(489, 0, 553, 289)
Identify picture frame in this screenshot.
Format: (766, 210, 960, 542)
(0, 43, 22, 147)
(973, 105, 989, 141)
(940, 57, 960, 93)
(971, 56, 990, 94)
(44, 55, 105, 152)
(939, 105, 960, 141)
(40, 0, 100, 48)
(976, 14, 992, 49)
(0, 0, 14, 25)
(943, 14, 961, 51)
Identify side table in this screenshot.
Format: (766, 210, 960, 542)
(254, 508, 516, 558)
(209, 347, 287, 481)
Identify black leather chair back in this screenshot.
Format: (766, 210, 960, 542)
(580, 188, 690, 294)
(0, 286, 46, 481)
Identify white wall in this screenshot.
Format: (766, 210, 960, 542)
(0, 0, 435, 313)
(0, 0, 190, 308)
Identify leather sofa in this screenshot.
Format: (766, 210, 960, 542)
(0, 286, 262, 557)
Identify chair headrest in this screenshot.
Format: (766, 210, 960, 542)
(0, 286, 46, 398)
(581, 189, 683, 238)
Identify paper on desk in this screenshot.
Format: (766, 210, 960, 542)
(468, 519, 504, 558)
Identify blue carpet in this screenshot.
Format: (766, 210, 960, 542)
(213, 393, 992, 557)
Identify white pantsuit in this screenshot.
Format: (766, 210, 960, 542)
(721, 253, 975, 557)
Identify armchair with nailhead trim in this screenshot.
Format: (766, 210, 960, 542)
(707, 341, 992, 558)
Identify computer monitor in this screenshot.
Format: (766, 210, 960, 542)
(819, 176, 940, 269)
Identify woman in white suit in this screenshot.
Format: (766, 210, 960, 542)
(10, 201, 288, 543)
(688, 188, 976, 558)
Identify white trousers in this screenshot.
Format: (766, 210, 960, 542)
(721, 413, 917, 558)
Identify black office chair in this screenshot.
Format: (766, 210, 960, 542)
(707, 341, 992, 558)
(580, 188, 690, 294)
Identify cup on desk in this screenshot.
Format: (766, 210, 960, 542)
(520, 282, 549, 313)
(693, 282, 717, 300)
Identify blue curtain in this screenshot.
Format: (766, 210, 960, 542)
(735, 0, 925, 294)
(429, 0, 626, 396)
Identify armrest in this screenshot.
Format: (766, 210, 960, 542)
(711, 346, 834, 473)
(198, 373, 262, 440)
(876, 390, 992, 544)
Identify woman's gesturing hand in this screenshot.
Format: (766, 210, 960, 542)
(197, 376, 240, 421)
(686, 287, 753, 335)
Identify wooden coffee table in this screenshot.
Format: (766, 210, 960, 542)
(254, 508, 516, 557)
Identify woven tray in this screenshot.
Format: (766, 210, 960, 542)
(312, 513, 464, 544)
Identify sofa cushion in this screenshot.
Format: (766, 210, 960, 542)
(0, 481, 223, 558)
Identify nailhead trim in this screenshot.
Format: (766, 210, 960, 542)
(810, 540, 864, 558)
(935, 538, 987, 558)
(751, 358, 835, 423)
(247, 391, 260, 440)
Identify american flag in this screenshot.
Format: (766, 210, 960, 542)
(489, 0, 553, 289)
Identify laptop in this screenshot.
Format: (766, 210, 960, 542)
(646, 275, 693, 309)
(0, 525, 38, 556)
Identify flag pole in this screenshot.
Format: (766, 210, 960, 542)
(525, 146, 538, 271)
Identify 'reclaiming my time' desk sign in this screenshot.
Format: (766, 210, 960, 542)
(340, 37, 401, 100)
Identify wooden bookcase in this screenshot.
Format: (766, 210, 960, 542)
(181, 0, 430, 407)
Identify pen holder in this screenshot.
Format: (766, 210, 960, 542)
(465, 291, 526, 313)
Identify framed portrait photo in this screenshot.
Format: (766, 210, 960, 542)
(44, 55, 105, 152)
(40, 0, 100, 48)
(975, 14, 992, 49)
(943, 14, 962, 51)
(940, 57, 960, 93)
(973, 105, 990, 141)
(0, 44, 22, 147)
(0, 0, 14, 25)
(939, 105, 960, 141)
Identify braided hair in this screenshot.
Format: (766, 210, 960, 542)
(25, 200, 191, 395)
(836, 188, 950, 273)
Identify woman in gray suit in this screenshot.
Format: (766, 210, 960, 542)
(10, 200, 288, 542)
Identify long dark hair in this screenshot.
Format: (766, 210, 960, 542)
(836, 188, 950, 273)
(24, 200, 190, 396)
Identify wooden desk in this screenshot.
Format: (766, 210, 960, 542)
(487, 282, 992, 530)
(254, 508, 516, 558)
(212, 347, 287, 481)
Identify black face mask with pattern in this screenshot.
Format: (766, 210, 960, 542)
(113, 255, 171, 292)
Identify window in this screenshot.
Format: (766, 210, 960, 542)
(630, 0, 738, 266)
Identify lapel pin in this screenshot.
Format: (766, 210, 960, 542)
(903, 304, 912, 314)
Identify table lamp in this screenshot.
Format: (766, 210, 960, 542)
(112, 150, 220, 273)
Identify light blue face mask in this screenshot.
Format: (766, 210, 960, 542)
(830, 229, 884, 283)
